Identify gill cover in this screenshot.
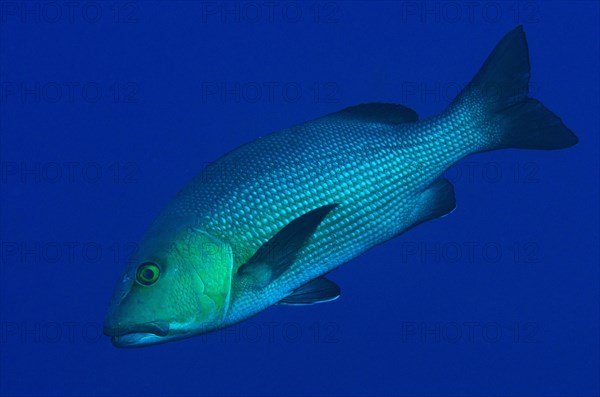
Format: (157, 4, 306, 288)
(104, 225, 234, 342)
(191, 229, 234, 321)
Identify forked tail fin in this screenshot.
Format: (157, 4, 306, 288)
(449, 25, 578, 151)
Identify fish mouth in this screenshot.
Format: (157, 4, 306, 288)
(103, 321, 171, 348)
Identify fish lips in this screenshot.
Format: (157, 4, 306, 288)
(103, 321, 170, 347)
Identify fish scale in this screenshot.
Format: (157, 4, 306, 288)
(152, 111, 480, 323)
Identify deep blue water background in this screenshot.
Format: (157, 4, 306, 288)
(1, 1, 599, 396)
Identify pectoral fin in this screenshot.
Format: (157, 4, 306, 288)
(237, 204, 338, 289)
(279, 277, 341, 305)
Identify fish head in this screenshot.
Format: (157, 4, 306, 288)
(104, 224, 233, 347)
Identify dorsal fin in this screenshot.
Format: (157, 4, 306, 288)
(320, 103, 418, 125)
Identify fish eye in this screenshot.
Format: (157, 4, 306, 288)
(136, 262, 160, 286)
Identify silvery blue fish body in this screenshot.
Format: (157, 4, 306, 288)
(104, 26, 577, 347)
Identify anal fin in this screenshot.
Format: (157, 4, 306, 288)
(278, 277, 341, 306)
(409, 178, 456, 229)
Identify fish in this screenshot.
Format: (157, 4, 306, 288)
(103, 26, 577, 347)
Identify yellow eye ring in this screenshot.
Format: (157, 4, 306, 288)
(136, 262, 160, 286)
